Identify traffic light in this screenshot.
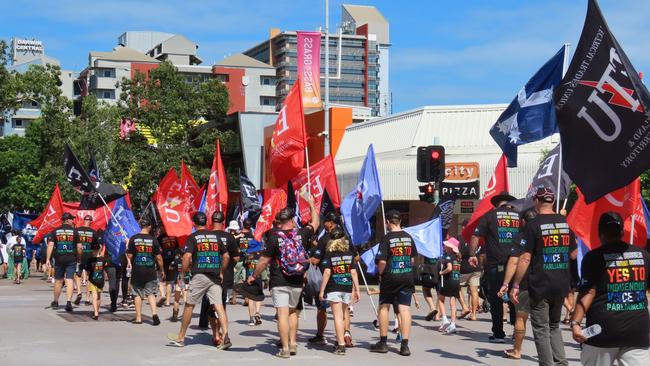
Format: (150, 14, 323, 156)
(419, 183, 435, 202)
(416, 145, 446, 183)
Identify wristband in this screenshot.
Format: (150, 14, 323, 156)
(501, 283, 509, 288)
(512, 284, 519, 289)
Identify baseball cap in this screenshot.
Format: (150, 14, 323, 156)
(139, 217, 152, 228)
(276, 207, 295, 221)
(212, 211, 225, 223)
(242, 219, 252, 229)
(598, 211, 623, 237)
(534, 187, 555, 203)
(385, 209, 401, 221)
(83, 214, 93, 221)
(61, 212, 75, 221)
(323, 212, 338, 223)
(193, 212, 208, 226)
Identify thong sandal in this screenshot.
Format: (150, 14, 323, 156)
(503, 350, 521, 360)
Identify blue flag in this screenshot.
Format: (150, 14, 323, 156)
(103, 197, 141, 265)
(404, 217, 443, 259)
(489, 46, 565, 167)
(360, 243, 380, 275)
(11, 211, 38, 232)
(198, 189, 207, 213)
(341, 144, 383, 245)
(642, 199, 650, 238)
(576, 238, 590, 278)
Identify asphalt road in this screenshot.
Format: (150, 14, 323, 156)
(0, 275, 583, 366)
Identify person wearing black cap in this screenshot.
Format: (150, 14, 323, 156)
(469, 190, 520, 343)
(370, 209, 418, 356)
(126, 217, 164, 325)
(210, 211, 240, 307)
(157, 226, 180, 316)
(233, 219, 254, 305)
(510, 187, 577, 366)
(247, 195, 319, 359)
(570, 212, 650, 366)
(168, 211, 232, 350)
(45, 212, 80, 312)
(75, 214, 98, 306)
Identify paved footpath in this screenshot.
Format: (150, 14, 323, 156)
(0, 276, 582, 366)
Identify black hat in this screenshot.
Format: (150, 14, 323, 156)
(385, 209, 401, 221)
(83, 214, 93, 221)
(236, 282, 265, 302)
(276, 207, 295, 221)
(61, 212, 75, 221)
(598, 211, 623, 237)
(139, 217, 152, 228)
(323, 212, 338, 223)
(242, 219, 252, 229)
(211, 211, 225, 223)
(534, 187, 555, 203)
(490, 191, 517, 207)
(193, 212, 208, 226)
(329, 226, 346, 240)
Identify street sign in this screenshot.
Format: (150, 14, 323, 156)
(441, 181, 480, 200)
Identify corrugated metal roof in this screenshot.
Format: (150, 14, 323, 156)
(335, 105, 559, 201)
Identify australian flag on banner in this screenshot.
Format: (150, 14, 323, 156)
(489, 46, 565, 167)
(103, 197, 140, 265)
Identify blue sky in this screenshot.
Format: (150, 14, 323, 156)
(3, 0, 649, 113)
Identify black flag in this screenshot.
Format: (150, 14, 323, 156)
(319, 188, 337, 220)
(64, 144, 95, 194)
(510, 144, 572, 211)
(554, 0, 650, 203)
(87, 153, 101, 182)
(239, 174, 261, 214)
(79, 182, 127, 210)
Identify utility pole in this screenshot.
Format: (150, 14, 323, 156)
(323, 0, 330, 156)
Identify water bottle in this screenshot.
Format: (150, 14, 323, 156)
(582, 324, 602, 339)
(502, 292, 510, 302)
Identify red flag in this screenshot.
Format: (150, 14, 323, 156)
(156, 168, 193, 237)
(269, 81, 307, 186)
(568, 178, 646, 249)
(180, 161, 202, 211)
(206, 140, 229, 219)
(461, 155, 509, 242)
(290, 156, 341, 223)
(61, 200, 119, 231)
(30, 184, 64, 244)
(253, 189, 287, 241)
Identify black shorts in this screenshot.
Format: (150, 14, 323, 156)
(14, 256, 24, 264)
(164, 269, 177, 282)
(379, 288, 412, 307)
(439, 285, 459, 298)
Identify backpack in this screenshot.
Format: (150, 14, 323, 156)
(276, 229, 308, 276)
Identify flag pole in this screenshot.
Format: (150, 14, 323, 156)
(556, 43, 571, 213)
(357, 262, 378, 317)
(97, 193, 127, 237)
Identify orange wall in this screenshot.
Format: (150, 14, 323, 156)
(212, 66, 245, 115)
(130, 62, 158, 79)
(263, 106, 352, 188)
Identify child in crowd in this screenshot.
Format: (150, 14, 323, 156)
(438, 238, 461, 334)
(12, 236, 26, 284)
(238, 239, 264, 326)
(319, 227, 360, 355)
(85, 241, 110, 320)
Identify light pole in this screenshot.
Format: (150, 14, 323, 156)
(323, 0, 330, 156)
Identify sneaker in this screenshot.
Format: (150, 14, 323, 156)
(308, 334, 327, 345)
(289, 344, 297, 356)
(489, 335, 505, 344)
(65, 301, 73, 312)
(425, 310, 438, 322)
(344, 331, 353, 348)
(369, 341, 389, 353)
(217, 337, 232, 350)
(110, 303, 117, 313)
(399, 345, 411, 356)
(275, 349, 290, 359)
(254, 314, 262, 326)
(152, 314, 161, 326)
(439, 316, 450, 332)
(171, 309, 179, 322)
(74, 294, 82, 306)
(92, 314, 99, 320)
(445, 322, 457, 334)
(333, 345, 346, 355)
(120, 301, 129, 309)
(51, 301, 59, 310)
(248, 318, 256, 326)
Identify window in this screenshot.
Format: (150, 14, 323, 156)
(260, 97, 275, 106)
(31, 100, 38, 107)
(261, 76, 275, 85)
(99, 90, 114, 99)
(216, 74, 229, 83)
(103, 69, 113, 78)
(13, 119, 24, 127)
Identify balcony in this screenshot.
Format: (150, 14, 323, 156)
(89, 75, 117, 91)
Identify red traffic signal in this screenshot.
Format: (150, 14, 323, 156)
(417, 145, 445, 183)
(431, 151, 440, 160)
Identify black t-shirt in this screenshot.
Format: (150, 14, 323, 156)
(51, 224, 78, 266)
(183, 229, 228, 284)
(159, 235, 179, 269)
(263, 227, 313, 289)
(216, 230, 240, 288)
(12, 243, 25, 259)
(238, 231, 254, 256)
(321, 250, 355, 294)
(126, 233, 161, 284)
(523, 213, 576, 301)
(77, 227, 97, 259)
(376, 230, 418, 294)
(440, 254, 461, 291)
(579, 241, 650, 348)
(510, 232, 529, 291)
(474, 206, 520, 267)
(312, 229, 358, 272)
(85, 255, 109, 288)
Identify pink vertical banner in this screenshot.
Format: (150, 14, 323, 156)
(296, 31, 322, 109)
